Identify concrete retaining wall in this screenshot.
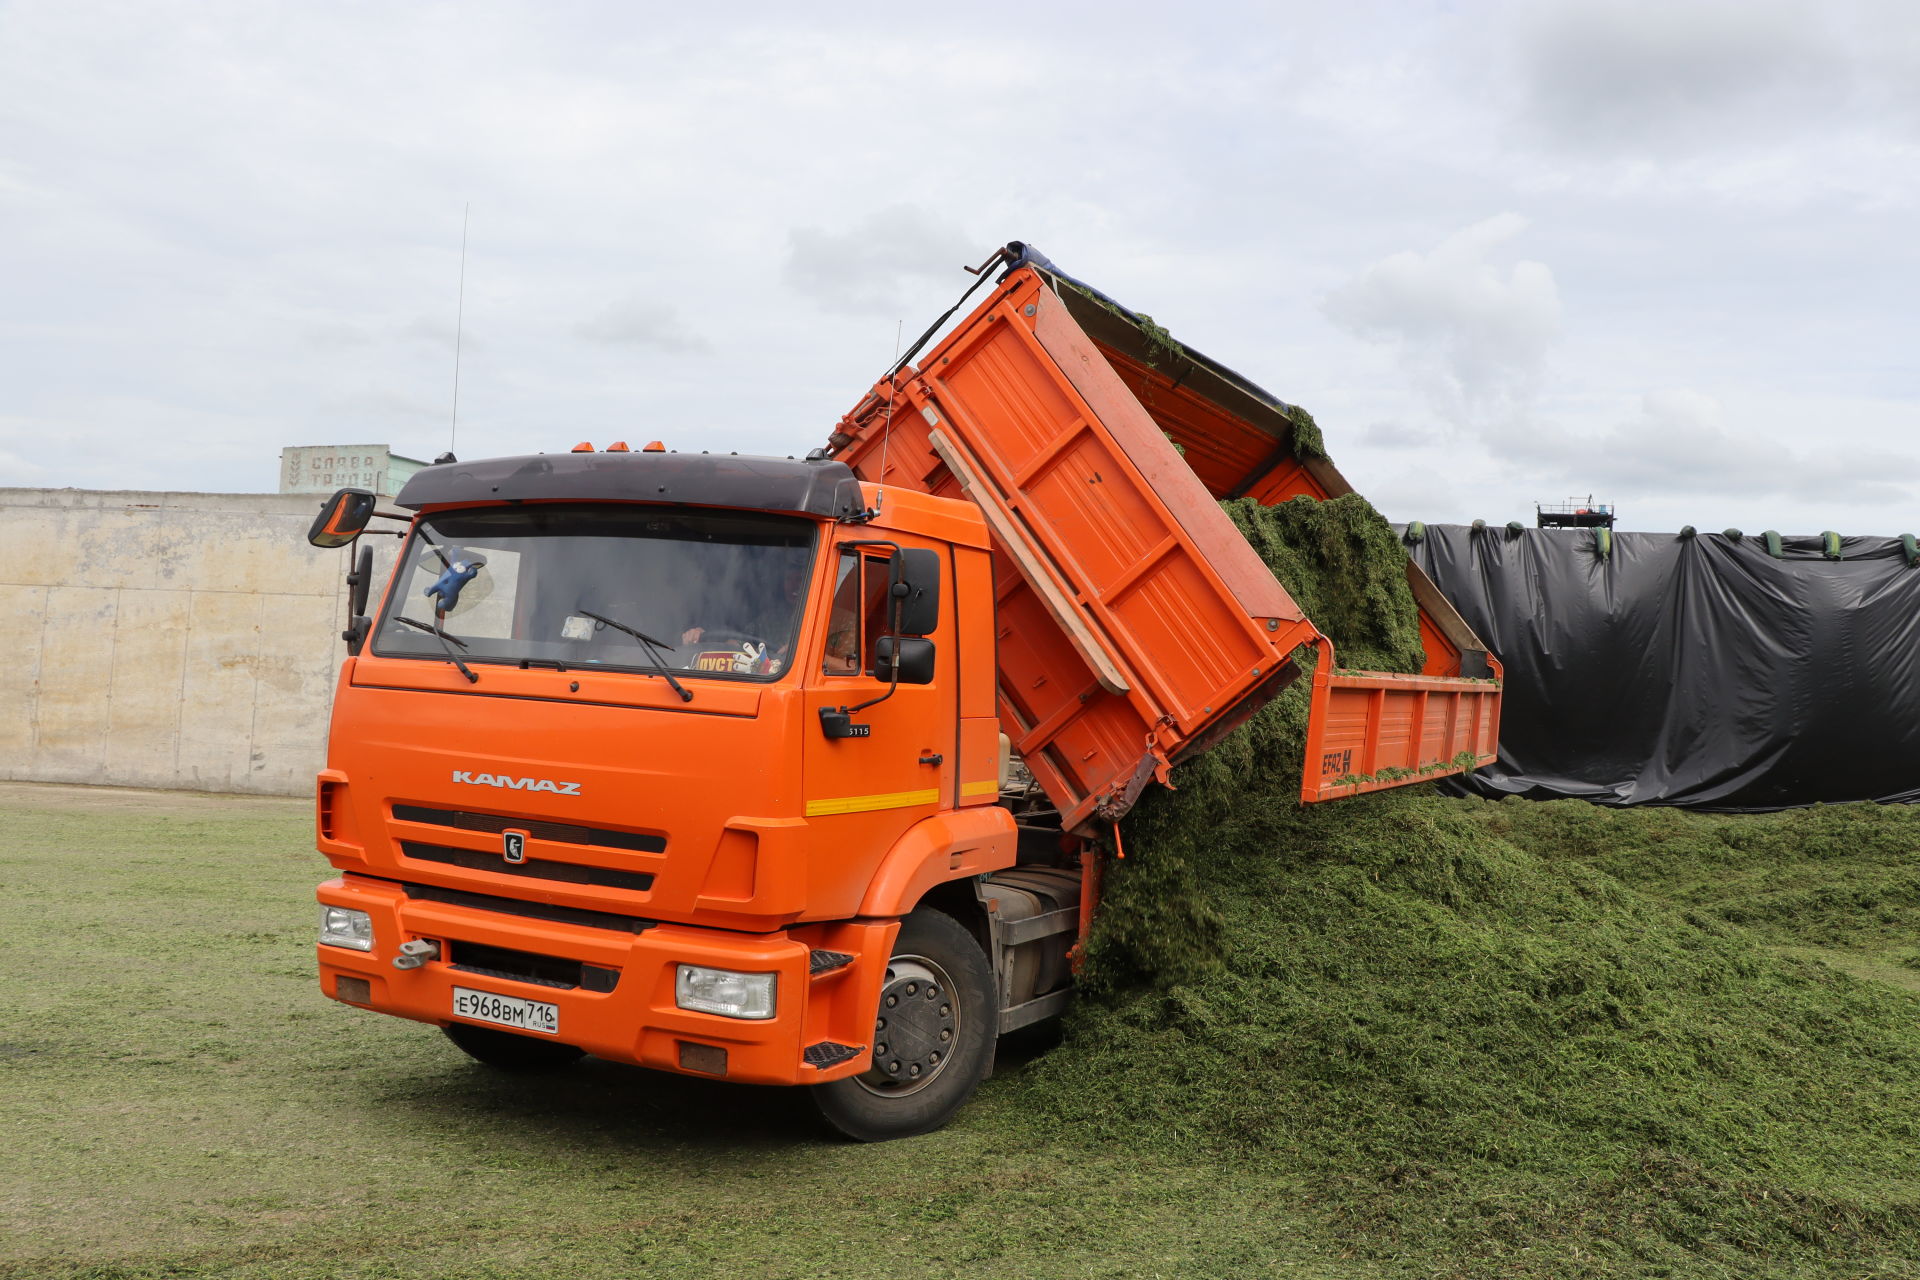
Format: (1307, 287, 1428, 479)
(1, 488, 396, 797)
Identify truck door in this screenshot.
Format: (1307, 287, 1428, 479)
(801, 537, 956, 914)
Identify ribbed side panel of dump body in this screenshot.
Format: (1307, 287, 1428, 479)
(830, 257, 1502, 821)
(1045, 271, 1504, 805)
(831, 271, 1319, 833)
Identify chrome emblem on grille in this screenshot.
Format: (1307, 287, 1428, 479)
(502, 831, 527, 864)
(451, 770, 582, 796)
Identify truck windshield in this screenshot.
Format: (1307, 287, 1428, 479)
(372, 505, 817, 681)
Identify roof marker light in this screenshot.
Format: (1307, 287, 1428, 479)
(605, 441, 631, 452)
(643, 441, 666, 452)
(571, 442, 593, 453)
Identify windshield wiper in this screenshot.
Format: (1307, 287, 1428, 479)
(577, 609, 693, 703)
(414, 523, 455, 570)
(393, 615, 479, 684)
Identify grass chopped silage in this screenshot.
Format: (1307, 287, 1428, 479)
(1224, 493, 1424, 673)
(1016, 485, 1920, 1277)
(1475, 798, 1920, 952)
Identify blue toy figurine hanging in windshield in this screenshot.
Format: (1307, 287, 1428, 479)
(425, 550, 487, 617)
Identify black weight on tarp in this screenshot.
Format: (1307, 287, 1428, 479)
(1404, 525, 1920, 809)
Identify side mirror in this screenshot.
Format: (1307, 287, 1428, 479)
(873, 636, 935, 685)
(347, 543, 375, 618)
(890, 548, 940, 636)
(308, 488, 376, 548)
(342, 543, 375, 654)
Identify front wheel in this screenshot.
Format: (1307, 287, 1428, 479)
(810, 908, 996, 1142)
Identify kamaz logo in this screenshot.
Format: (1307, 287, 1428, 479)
(451, 770, 582, 795)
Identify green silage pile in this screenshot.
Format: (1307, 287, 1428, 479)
(1224, 493, 1423, 673)
(1005, 486, 1920, 1277)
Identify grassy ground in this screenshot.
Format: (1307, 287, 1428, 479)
(0, 783, 1372, 1280)
(5, 781, 1920, 1278)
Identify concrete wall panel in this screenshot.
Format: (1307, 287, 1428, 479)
(0, 585, 48, 766)
(247, 592, 340, 794)
(177, 590, 264, 793)
(32, 586, 118, 781)
(1, 488, 361, 796)
(103, 588, 193, 789)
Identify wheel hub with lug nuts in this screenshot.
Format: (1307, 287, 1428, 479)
(857, 955, 957, 1098)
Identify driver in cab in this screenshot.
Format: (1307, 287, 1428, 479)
(678, 557, 811, 676)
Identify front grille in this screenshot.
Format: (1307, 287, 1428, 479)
(392, 804, 665, 854)
(447, 940, 620, 992)
(403, 882, 655, 933)
(400, 841, 655, 893)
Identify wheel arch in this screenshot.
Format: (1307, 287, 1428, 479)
(855, 806, 1016, 921)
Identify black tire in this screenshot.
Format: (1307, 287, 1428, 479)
(443, 1021, 586, 1073)
(810, 908, 996, 1142)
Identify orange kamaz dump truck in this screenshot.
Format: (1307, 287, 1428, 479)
(306, 242, 1501, 1140)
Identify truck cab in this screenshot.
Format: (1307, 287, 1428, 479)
(312, 448, 1046, 1140)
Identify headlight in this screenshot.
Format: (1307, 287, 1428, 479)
(319, 905, 374, 951)
(675, 965, 776, 1020)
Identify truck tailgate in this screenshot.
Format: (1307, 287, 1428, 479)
(829, 252, 1500, 824)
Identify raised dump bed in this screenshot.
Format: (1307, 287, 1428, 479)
(828, 243, 1500, 828)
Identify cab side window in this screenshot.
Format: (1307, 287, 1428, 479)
(822, 552, 862, 675)
(822, 550, 897, 676)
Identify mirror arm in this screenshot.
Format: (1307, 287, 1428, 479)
(845, 655, 903, 717)
(823, 630, 906, 736)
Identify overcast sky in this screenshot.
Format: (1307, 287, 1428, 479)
(2, 0, 1916, 534)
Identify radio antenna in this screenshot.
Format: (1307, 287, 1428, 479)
(449, 203, 470, 453)
(872, 317, 907, 506)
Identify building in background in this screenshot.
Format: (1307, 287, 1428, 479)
(279, 444, 427, 498)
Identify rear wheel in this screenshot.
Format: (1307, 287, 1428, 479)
(810, 908, 995, 1142)
(443, 1022, 585, 1073)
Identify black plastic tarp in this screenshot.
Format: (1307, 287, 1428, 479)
(1404, 525, 1920, 809)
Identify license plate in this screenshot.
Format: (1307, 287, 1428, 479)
(451, 987, 559, 1035)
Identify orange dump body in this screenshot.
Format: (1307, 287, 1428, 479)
(830, 263, 1500, 819)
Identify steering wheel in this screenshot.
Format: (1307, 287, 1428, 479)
(683, 628, 769, 653)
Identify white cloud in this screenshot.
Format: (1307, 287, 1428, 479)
(1583, 389, 1912, 506)
(784, 205, 979, 316)
(1514, 0, 1851, 154)
(1357, 420, 1428, 448)
(575, 299, 708, 354)
(1321, 214, 1561, 436)
(402, 317, 471, 354)
(0, 0, 1912, 540)
(0, 442, 50, 484)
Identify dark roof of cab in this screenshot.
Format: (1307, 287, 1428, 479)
(395, 450, 866, 519)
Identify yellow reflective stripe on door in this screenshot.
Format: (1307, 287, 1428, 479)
(804, 787, 942, 817)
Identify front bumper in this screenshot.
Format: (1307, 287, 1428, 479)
(315, 874, 898, 1085)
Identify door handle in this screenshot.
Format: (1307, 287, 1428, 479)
(918, 753, 944, 766)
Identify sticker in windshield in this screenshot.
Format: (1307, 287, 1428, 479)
(695, 643, 775, 675)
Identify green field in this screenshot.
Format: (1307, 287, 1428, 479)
(5, 781, 1920, 1279)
